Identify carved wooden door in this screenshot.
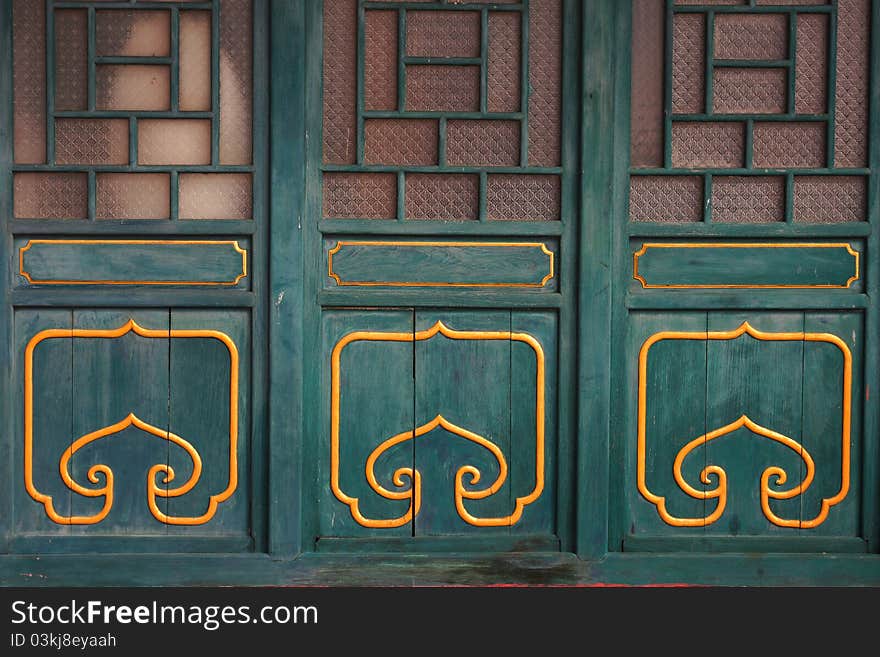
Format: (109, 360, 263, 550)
(3, 0, 266, 554)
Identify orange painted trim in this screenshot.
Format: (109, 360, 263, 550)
(327, 240, 555, 288)
(637, 321, 851, 528)
(330, 320, 545, 527)
(19, 240, 248, 286)
(24, 319, 239, 526)
(632, 242, 860, 289)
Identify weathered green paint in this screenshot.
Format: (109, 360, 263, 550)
(414, 310, 512, 536)
(324, 240, 557, 290)
(16, 239, 249, 287)
(632, 242, 860, 290)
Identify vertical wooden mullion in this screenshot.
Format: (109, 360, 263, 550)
(826, 0, 838, 168)
(355, 0, 366, 164)
(129, 116, 137, 167)
(396, 7, 405, 114)
(169, 170, 179, 221)
(0, 0, 12, 549)
(784, 172, 794, 223)
(745, 118, 754, 169)
(170, 7, 180, 112)
(396, 170, 405, 222)
(579, 0, 616, 558)
(704, 11, 714, 115)
(861, 0, 880, 552)
(87, 6, 95, 112)
(211, 0, 220, 166)
(46, 0, 55, 165)
(478, 171, 487, 222)
(250, 0, 270, 555)
(787, 11, 797, 116)
(480, 8, 488, 114)
(87, 169, 96, 221)
(438, 116, 447, 167)
(268, 0, 307, 555)
(519, 0, 529, 168)
(663, 0, 673, 169)
(703, 173, 712, 224)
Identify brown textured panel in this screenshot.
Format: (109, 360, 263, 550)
(714, 14, 788, 60)
(406, 174, 479, 221)
(835, 0, 869, 167)
(179, 173, 252, 219)
(406, 65, 480, 112)
(712, 176, 785, 223)
(96, 65, 171, 110)
(364, 119, 438, 166)
(219, 0, 252, 165)
(486, 174, 561, 222)
(13, 173, 88, 219)
(97, 173, 170, 220)
(488, 11, 521, 113)
(629, 176, 702, 222)
(407, 10, 480, 57)
(713, 68, 787, 113)
(671, 122, 744, 168)
(794, 176, 866, 223)
(323, 0, 357, 164)
(672, 14, 705, 114)
(528, 0, 561, 167)
(631, 0, 664, 168)
(96, 10, 170, 56)
(138, 119, 212, 165)
(323, 173, 397, 219)
(55, 9, 88, 111)
(752, 122, 826, 168)
(13, 0, 46, 164)
(447, 120, 520, 167)
(180, 11, 212, 111)
(795, 14, 828, 113)
(364, 10, 398, 111)
(55, 119, 129, 165)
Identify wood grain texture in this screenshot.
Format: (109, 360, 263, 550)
(801, 312, 861, 537)
(17, 239, 248, 287)
(321, 309, 414, 538)
(326, 240, 556, 289)
(414, 310, 512, 535)
(704, 312, 805, 536)
(630, 312, 708, 537)
(166, 309, 251, 542)
(633, 242, 860, 289)
(69, 309, 170, 536)
(13, 309, 73, 537)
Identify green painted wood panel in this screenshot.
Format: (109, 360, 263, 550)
(704, 312, 805, 537)
(325, 239, 557, 290)
(166, 309, 251, 542)
(414, 310, 512, 536)
(510, 311, 557, 537)
(13, 309, 73, 538)
(69, 309, 170, 536)
(627, 312, 708, 539)
(320, 309, 414, 538)
(16, 239, 249, 288)
(800, 312, 861, 537)
(632, 242, 861, 290)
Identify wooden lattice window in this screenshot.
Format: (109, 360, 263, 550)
(630, 0, 869, 224)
